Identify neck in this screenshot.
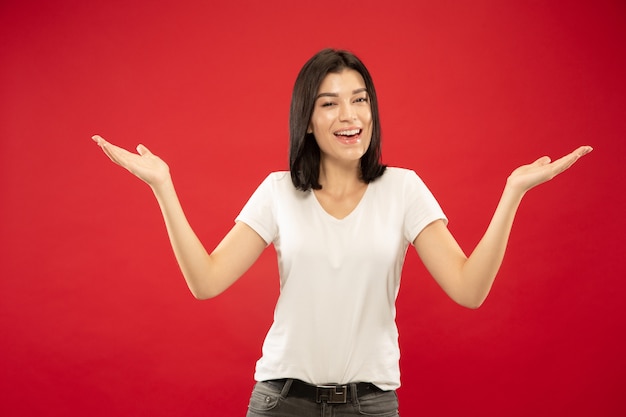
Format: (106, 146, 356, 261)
(318, 158, 363, 194)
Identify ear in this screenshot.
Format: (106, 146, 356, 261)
(307, 123, 313, 134)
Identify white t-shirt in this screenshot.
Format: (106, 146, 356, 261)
(235, 167, 447, 390)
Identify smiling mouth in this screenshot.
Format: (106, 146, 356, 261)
(334, 128, 362, 140)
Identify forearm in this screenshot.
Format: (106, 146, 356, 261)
(150, 179, 215, 299)
(459, 184, 524, 307)
(417, 146, 591, 308)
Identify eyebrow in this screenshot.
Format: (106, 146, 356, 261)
(316, 87, 368, 100)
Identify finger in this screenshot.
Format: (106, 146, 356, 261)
(136, 144, 152, 156)
(532, 156, 552, 166)
(91, 134, 107, 146)
(575, 145, 593, 157)
(92, 135, 118, 158)
(99, 141, 138, 169)
(548, 146, 592, 175)
(100, 143, 127, 167)
(557, 146, 592, 166)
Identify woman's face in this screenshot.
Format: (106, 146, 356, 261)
(308, 69, 372, 166)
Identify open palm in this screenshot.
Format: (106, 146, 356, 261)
(507, 146, 593, 193)
(92, 135, 170, 187)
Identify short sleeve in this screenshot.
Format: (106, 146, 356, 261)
(235, 174, 278, 245)
(403, 170, 447, 244)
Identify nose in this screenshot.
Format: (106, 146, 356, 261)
(338, 101, 356, 121)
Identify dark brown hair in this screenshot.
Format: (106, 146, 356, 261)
(289, 49, 386, 191)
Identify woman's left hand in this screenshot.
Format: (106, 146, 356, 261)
(506, 145, 593, 194)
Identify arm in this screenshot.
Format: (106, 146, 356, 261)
(92, 135, 267, 299)
(414, 146, 593, 309)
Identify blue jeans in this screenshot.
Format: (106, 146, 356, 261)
(246, 379, 400, 417)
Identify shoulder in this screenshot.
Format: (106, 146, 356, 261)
(372, 167, 437, 200)
(256, 171, 305, 198)
(263, 171, 297, 190)
(380, 166, 416, 178)
(256, 171, 292, 188)
(266, 171, 291, 181)
(376, 167, 423, 186)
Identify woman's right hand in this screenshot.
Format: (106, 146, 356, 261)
(92, 134, 267, 300)
(92, 135, 171, 188)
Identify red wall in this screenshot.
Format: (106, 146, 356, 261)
(1, 1, 625, 416)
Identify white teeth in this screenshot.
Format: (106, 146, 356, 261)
(335, 129, 360, 136)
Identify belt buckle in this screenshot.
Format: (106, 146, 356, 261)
(316, 384, 348, 404)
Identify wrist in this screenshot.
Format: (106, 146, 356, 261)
(150, 175, 175, 197)
(502, 179, 526, 204)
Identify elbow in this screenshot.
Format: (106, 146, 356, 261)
(189, 285, 222, 300)
(192, 291, 213, 301)
(461, 299, 485, 310)
(455, 294, 487, 310)
(185, 272, 227, 300)
(191, 291, 218, 301)
(451, 281, 492, 309)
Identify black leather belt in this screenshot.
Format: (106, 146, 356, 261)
(269, 379, 382, 404)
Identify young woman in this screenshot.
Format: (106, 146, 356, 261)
(92, 49, 592, 417)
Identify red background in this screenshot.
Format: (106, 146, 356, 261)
(1, 1, 625, 416)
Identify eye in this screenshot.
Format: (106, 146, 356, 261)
(321, 101, 336, 107)
(354, 96, 369, 103)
